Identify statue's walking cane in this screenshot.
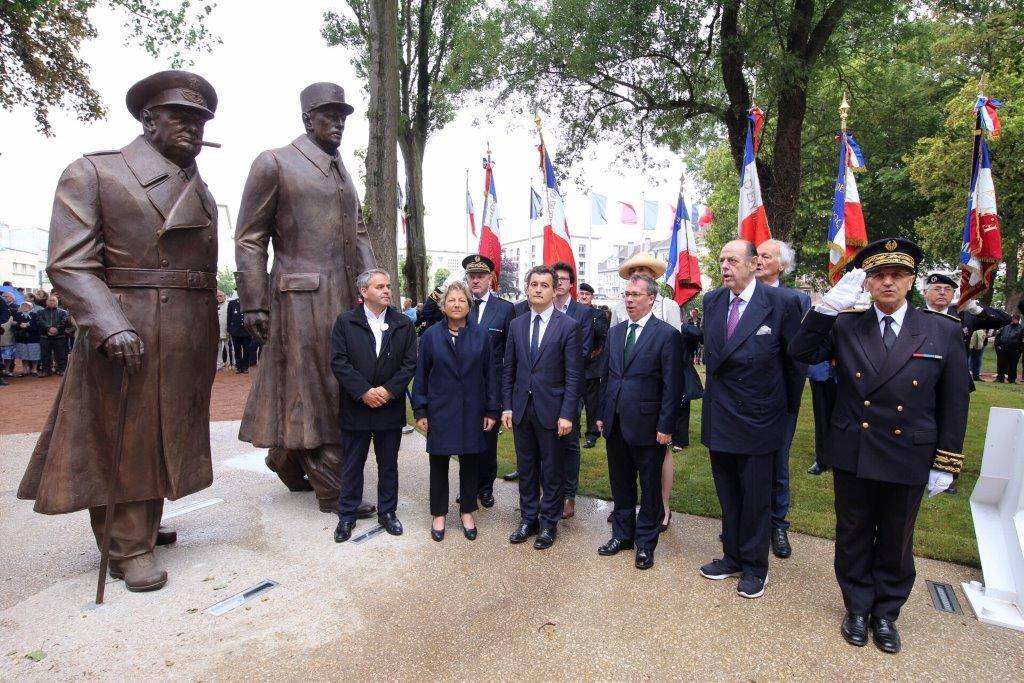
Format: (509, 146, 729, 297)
(95, 370, 132, 605)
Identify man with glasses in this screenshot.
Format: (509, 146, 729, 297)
(790, 238, 970, 655)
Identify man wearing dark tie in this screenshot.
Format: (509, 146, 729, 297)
(698, 240, 803, 599)
(502, 265, 583, 549)
(463, 254, 514, 507)
(596, 274, 681, 569)
(550, 261, 593, 519)
(577, 283, 609, 449)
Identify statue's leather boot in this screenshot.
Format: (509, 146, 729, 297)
(109, 552, 168, 592)
(155, 526, 177, 546)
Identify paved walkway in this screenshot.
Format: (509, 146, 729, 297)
(1, 422, 1022, 680)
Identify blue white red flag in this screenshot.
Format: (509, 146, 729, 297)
(538, 136, 576, 279)
(530, 187, 544, 220)
(478, 155, 501, 288)
(665, 188, 702, 306)
(975, 96, 1002, 139)
(737, 106, 771, 246)
(957, 106, 1002, 309)
(465, 180, 476, 237)
(827, 131, 868, 283)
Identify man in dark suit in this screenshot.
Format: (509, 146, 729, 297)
(501, 293, 538, 483)
(790, 238, 970, 654)
(226, 296, 253, 373)
(698, 240, 803, 600)
(596, 274, 681, 569)
(577, 283, 609, 448)
(755, 239, 810, 559)
(330, 268, 418, 542)
(502, 265, 583, 549)
(550, 261, 593, 519)
(463, 254, 515, 506)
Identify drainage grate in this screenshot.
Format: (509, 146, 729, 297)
(206, 580, 278, 616)
(162, 498, 224, 520)
(351, 524, 386, 544)
(926, 580, 963, 615)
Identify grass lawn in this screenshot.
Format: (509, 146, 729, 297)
(412, 345, 1023, 567)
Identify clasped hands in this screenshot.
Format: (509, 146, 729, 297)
(595, 420, 671, 445)
(361, 386, 393, 408)
(418, 417, 496, 433)
(501, 413, 573, 437)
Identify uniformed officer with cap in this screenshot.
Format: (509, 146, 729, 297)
(460, 253, 514, 505)
(921, 271, 1010, 333)
(789, 237, 970, 654)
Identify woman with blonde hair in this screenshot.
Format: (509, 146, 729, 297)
(411, 280, 500, 541)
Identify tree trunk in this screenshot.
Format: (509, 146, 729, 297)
(399, 130, 429, 302)
(763, 77, 809, 241)
(363, 0, 400, 281)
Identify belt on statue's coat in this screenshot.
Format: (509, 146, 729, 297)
(105, 268, 218, 291)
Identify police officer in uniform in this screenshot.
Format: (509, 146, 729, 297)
(789, 238, 970, 654)
(922, 271, 1010, 333)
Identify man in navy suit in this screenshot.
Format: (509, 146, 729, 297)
(596, 274, 681, 569)
(502, 265, 583, 549)
(698, 240, 803, 599)
(755, 239, 810, 559)
(550, 261, 593, 519)
(463, 254, 515, 506)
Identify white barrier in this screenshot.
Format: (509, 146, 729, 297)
(962, 407, 1024, 631)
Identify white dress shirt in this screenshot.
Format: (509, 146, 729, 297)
(364, 305, 388, 356)
(529, 304, 555, 346)
(874, 301, 908, 339)
(474, 290, 491, 324)
(728, 277, 758, 322)
(623, 310, 654, 347)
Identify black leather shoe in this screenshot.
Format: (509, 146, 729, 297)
(155, 526, 177, 546)
(659, 511, 672, 533)
(379, 512, 403, 536)
(870, 617, 901, 654)
(462, 523, 478, 540)
(807, 462, 828, 475)
(334, 519, 355, 543)
(533, 528, 556, 550)
(509, 521, 539, 544)
(583, 439, 596, 448)
(356, 502, 377, 519)
(606, 512, 613, 523)
(635, 548, 654, 570)
(945, 483, 958, 495)
(479, 491, 495, 508)
(431, 527, 445, 542)
(841, 613, 869, 647)
(771, 528, 792, 558)
(502, 470, 520, 482)
(598, 538, 635, 556)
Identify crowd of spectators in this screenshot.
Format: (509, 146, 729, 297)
(1, 283, 75, 384)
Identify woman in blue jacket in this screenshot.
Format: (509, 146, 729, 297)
(411, 281, 500, 541)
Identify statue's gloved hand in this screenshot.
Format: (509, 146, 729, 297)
(103, 330, 144, 374)
(244, 311, 270, 345)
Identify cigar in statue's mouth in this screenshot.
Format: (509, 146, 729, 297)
(199, 141, 222, 148)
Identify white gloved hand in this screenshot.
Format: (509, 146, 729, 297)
(927, 469, 954, 497)
(967, 299, 983, 315)
(820, 268, 867, 313)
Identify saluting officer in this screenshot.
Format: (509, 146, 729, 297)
(789, 238, 970, 654)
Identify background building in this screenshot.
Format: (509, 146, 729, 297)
(0, 223, 50, 290)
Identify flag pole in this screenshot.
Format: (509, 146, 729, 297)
(839, 92, 850, 194)
(534, 112, 551, 267)
(465, 168, 470, 254)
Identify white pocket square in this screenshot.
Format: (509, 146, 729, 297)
(756, 325, 772, 336)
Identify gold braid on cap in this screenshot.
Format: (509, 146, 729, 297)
(932, 449, 965, 476)
(861, 252, 916, 271)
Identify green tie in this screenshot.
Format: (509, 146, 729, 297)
(623, 323, 639, 364)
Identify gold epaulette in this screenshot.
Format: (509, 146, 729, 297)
(838, 308, 863, 314)
(932, 449, 965, 476)
(921, 308, 960, 323)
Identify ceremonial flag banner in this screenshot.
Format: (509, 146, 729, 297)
(398, 183, 407, 234)
(530, 187, 544, 220)
(466, 183, 477, 237)
(591, 193, 608, 225)
(827, 130, 868, 283)
(643, 200, 659, 231)
(957, 96, 1003, 310)
(665, 188, 702, 306)
(737, 106, 771, 246)
(537, 131, 577, 278)
(690, 203, 700, 231)
(619, 201, 639, 225)
(479, 155, 502, 288)
(699, 206, 713, 228)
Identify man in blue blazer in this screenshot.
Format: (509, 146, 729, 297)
(502, 265, 583, 549)
(596, 274, 682, 569)
(698, 240, 803, 599)
(551, 261, 593, 519)
(755, 239, 810, 559)
(463, 254, 515, 507)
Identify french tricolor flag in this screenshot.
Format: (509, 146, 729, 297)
(737, 106, 771, 246)
(478, 156, 501, 288)
(665, 188, 702, 306)
(957, 130, 1002, 309)
(538, 137, 576, 281)
(827, 131, 868, 283)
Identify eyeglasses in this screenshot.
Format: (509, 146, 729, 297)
(555, 276, 572, 283)
(623, 291, 652, 299)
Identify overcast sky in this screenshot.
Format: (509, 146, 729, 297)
(0, 1, 703, 270)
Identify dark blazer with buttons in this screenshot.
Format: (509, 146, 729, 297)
(700, 282, 804, 455)
(600, 316, 682, 445)
(475, 294, 515, 363)
(226, 299, 248, 337)
(502, 309, 583, 429)
(411, 320, 500, 455)
(789, 306, 970, 486)
(330, 305, 418, 431)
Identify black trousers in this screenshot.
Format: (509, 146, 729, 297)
(832, 468, 925, 620)
(606, 419, 664, 550)
(476, 423, 500, 496)
(809, 379, 837, 467)
(563, 400, 583, 499)
(583, 377, 602, 441)
(996, 348, 1021, 382)
(709, 450, 772, 579)
(232, 335, 253, 371)
(673, 399, 691, 448)
(338, 428, 401, 523)
(39, 336, 68, 373)
(431, 454, 480, 516)
(513, 396, 566, 531)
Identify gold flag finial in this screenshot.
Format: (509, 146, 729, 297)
(534, 112, 542, 128)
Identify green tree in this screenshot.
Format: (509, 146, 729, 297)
(216, 266, 235, 295)
(433, 266, 450, 288)
(1, 1, 219, 136)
